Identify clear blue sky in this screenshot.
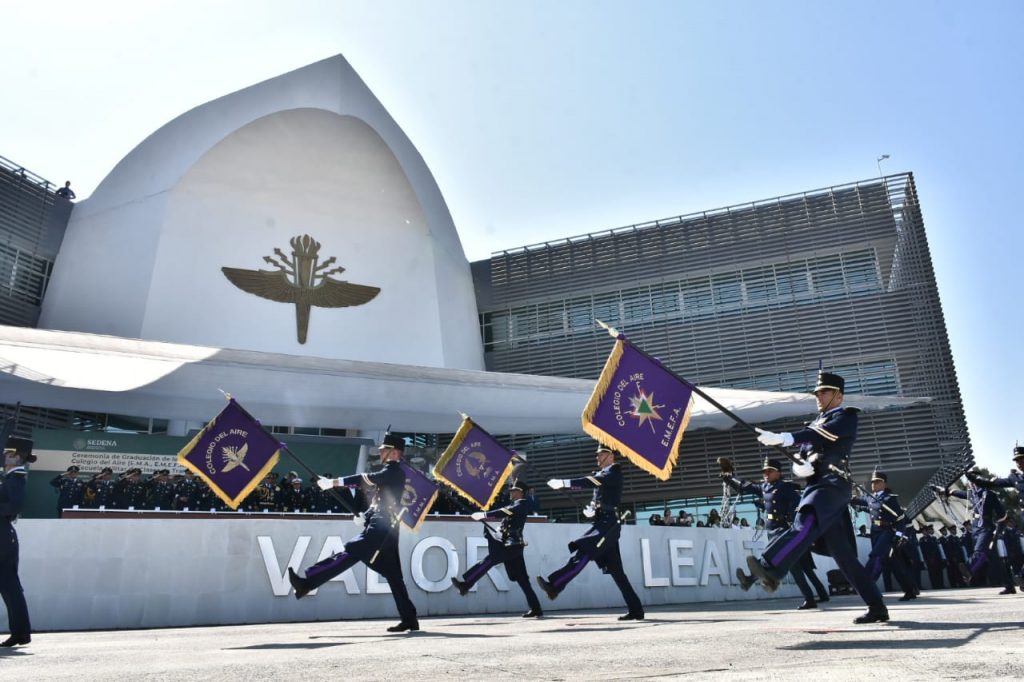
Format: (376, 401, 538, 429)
(3, 1, 1021, 474)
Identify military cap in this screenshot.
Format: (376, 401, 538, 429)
(595, 444, 617, 455)
(813, 371, 845, 394)
(100, 467, 113, 475)
(762, 458, 783, 472)
(291, 478, 303, 485)
(871, 470, 887, 482)
(66, 465, 80, 473)
(379, 434, 406, 451)
(509, 479, 528, 492)
(1013, 446, 1024, 460)
(4, 436, 34, 458)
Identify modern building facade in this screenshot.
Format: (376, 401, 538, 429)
(1, 55, 961, 523)
(473, 173, 969, 513)
(0, 154, 71, 328)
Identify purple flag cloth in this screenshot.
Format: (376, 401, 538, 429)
(176, 399, 281, 509)
(434, 416, 516, 510)
(582, 337, 694, 480)
(398, 460, 439, 531)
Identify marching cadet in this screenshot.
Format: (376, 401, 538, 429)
(451, 479, 544, 618)
(745, 371, 889, 624)
(967, 446, 1024, 501)
(536, 445, 644, 621)
(938, 527, 964, 588)
(849, 471, 918, 601)
(49, 465, 85, 517)
(290, 434, 419, 633)
(1, 436, 36, 647)
(933, 477, 1016, 594)
(918, 525, 946, 589)
(85, 467, 116, 509)
(730, 457, 830, 609)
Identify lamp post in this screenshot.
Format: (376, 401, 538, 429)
(876, 154, 890, 177)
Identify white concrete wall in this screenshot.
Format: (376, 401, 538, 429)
(15, 519, 866, 632)
(39, 55, 483, 370)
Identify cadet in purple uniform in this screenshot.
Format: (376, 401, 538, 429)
(745, 372, 888, 624)
(288, 434, 419, 632)
(536, 445, 644, 620)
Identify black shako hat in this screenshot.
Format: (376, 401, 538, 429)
(509, 479, 528, 492)
(379, 434, 406, 451)
(1013, 446, 1024, 460)
(4, 436, 36, 463)
(871, 470, 888, 483)
(761, 458, 783, 472)
(813, 371, 845, 394)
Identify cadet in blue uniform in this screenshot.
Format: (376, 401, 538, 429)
(536, 446, 644, 621)
(918, 525, 945, 589)
(451, 479, 543, 618)
(1, 436, 35, 647)
(49, 465, 85, 517)
(729, 458, 830, 609)
(746, 372, 888, 624)
(849, 471, 917, 601)
(289, 434, 419, 632)
(934, 477, 1017, 594)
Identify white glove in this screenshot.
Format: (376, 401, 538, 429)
(470, 511, 486, 521)
(316, 477, 336, 491)
(756, 428, 794, 447)
(792, 460, 815, 478)
(583, 504, 596, 518)
(352, 512, 366, 528)
(547, 478, 568, 490)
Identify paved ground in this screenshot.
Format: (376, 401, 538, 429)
(1, 588, 1021, 681)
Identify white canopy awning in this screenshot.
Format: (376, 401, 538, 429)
(0, 326, 928, 435)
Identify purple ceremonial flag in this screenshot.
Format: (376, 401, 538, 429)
(582, 337, 694, 481)
(176, 399, 281, 509)
(398, 460, 439, 531)
(434, 416, 516, 510)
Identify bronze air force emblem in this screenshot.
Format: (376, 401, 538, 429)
(222, 234, 380, 344)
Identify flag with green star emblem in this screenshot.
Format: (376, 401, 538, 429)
(581, 333, 695, 480)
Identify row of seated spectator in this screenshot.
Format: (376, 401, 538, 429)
(648, 507, 758, 529)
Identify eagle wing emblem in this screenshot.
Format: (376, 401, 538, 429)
(221, 442, 250, 473)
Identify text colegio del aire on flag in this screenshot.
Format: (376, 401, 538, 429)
(582, 333, 695, 481)
(433, 415, 517, 510)
(176, 398, 282, 509)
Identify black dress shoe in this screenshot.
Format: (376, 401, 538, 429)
(387, 620, 420, 632)
(536, 576, 559, 601)
(617, 612, 645, 621)
(817, 595, 830, 603)
(745, 556, 780, 592)
(288, 567, 311, 600)
(958, 563, 972, 583)
(735, 568, 755, 592)
(797, 599, 818, 610)
(998, 587, 1017, 595)
(451, 577, 470, 596)
(0, 635, 30, 647)
(522, 609, 543, 618)
(853, 606, 889, 624)
(898, 592, 916, 601)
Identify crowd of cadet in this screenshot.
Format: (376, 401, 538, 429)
(48, 465, 530, 516)
(48, 467, 365, 515)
